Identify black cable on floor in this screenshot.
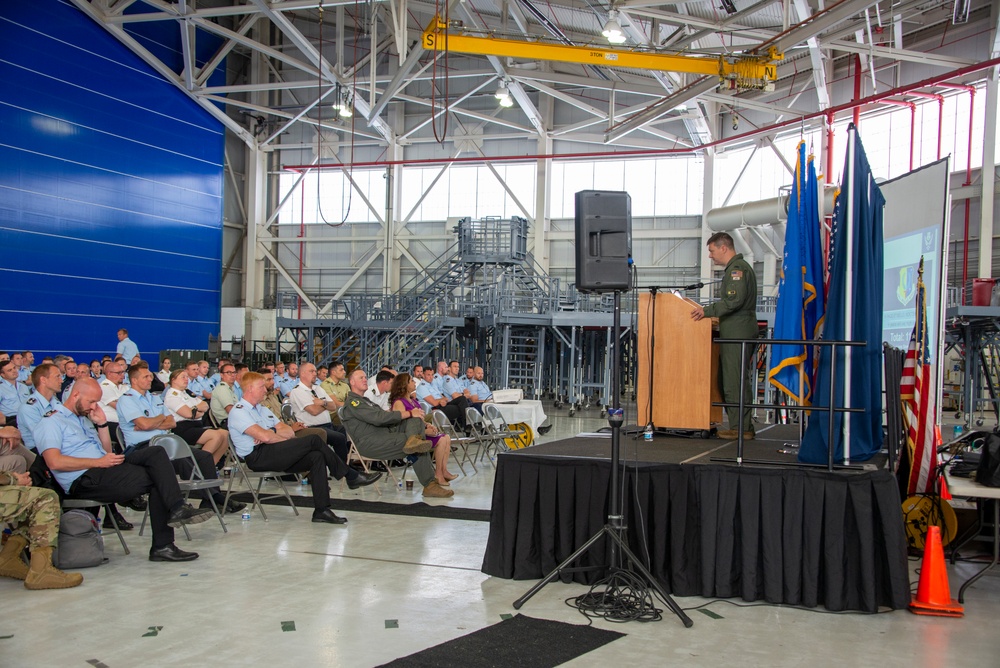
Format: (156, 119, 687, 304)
(565, 569, 663, 624)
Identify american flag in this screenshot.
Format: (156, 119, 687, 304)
(901, 257, 938, 495)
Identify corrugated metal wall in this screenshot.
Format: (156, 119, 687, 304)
(0, 0, 224, 361)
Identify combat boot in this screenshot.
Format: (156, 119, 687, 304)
(0, 535, 29, 580)
(23, 546, 83, 590)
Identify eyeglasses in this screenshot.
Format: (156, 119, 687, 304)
(222, 370, 236, 375)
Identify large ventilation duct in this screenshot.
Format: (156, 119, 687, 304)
(706, 186, 838, 231)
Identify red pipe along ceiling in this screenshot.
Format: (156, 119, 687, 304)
(283, 58, 1000, 173)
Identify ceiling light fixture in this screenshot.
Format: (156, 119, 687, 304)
(495, 81, 514, 108)
(602, 10, 627, 45)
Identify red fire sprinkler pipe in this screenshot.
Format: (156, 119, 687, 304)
(939, 84, 977, 303)
(907, 91, 945, 160)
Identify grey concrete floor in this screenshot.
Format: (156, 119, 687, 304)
(3, 405, 998, 667)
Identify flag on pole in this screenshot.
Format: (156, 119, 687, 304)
(768, 141, 826, 405)
(800, 125, 885, 464)
(901, 257, 939, 495)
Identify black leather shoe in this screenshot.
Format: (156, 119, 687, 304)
(124, 496, 147, 512)
(224, 499, 247, 514)
(167, 503, 214, 528)
(149, 543, 199, 562)
(311, 508, 348, 524)
(103, 511, 134, 531)
(347, 470, 383, 490)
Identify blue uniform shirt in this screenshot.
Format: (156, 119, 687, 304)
(208, 372, 221, 389)
(415, 381, 444, 403)
(276, 374, 297, 396)
(16, 391, 61, 451)
(439, 375, 462, 399)
(187, 376, 207, 398)
(0, 378, 30, 417)
(432, 374, 447, 396)
(117, 388, 169, 450)
(228, 401, 280, 458)
(35, 403, 106, 491)
(467, 379, 492, 401)
(17, 367, 30, 383)
(117, 337, 139, 362)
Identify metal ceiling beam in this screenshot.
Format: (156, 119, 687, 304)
(248, 0, 395, 142)
(771, 0, 882, 54)
(792, 0, 830, 109)
(195, 14, 258, 87)
(67, 0, 257, 146)
(105, 0, 381, 23)
(368, 46, 434, 122)
(605, 76, 718, 143)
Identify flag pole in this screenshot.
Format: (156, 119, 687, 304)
(842, 125, 855, 465)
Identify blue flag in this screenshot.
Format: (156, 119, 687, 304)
(769, 142, 825, 405)
(800, 126, 885, 464)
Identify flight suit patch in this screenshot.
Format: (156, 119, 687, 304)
(731, 270, 743, 281)
(350, 400, 359, 407)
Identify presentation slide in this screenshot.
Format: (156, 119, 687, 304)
(878, 158, 950, 362)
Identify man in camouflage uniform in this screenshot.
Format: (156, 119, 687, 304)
(692, 232, 759, 440)
(0, 469, 84, 589)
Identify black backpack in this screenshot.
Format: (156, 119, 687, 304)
(975, 431, 1000, 487)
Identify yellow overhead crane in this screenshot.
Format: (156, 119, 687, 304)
(422, 16, 783, 91)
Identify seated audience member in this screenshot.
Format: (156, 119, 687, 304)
(210, 362, 240, 426)
(272, 362, 289, 396)
(60, 361, 78, 397)
(320, 361, 350, 422)
(15, 352, 31, 383)
(0, 469, 84, 590)
(367, 365, 395, 392)
(466, 366, 494, 410)
(163, 370, 229, 464)
(257, 371, 328, 442)
(118, 366, 243, 514)
(341, 369, 451, 498)
(227, 373, 380, 525)
(435, 361, 470, 428)
(277, 362, 299, 397)
(52, 355, 68, 375)
(416, 367, 465, 430)
(233, 364, 248, 398)
(156, 358, 173, 386)
(17, 365, 66, 457)
(288, 363, 351, 461)
(1, 424, 33, 475)
(316, 365, 329, 385)
(0, 359, 32, 426)
(36, 377, 214, 562)
(89, 360, 101, 379)
(388, 373, 455, 487)
(364, 369, 394, 410)
(412, 364, 426, 389)
(183, 361, 206, 400)
(463, 366, 475, 391)
(196, 360, 215, 399)
(98, 361, 128, 447)
(207, 359, 228, 390)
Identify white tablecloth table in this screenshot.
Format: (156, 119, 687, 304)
(945, 464, 1000, 602)
(492, 400, 547, 433)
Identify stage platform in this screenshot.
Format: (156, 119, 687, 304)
(481, 425, 910, 612)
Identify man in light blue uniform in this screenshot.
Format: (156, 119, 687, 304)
(16, 352, 33, 383)
(116, 328, 139, 362)
(466, 366, 493, 411)
(1, 359, 32, 426)
(36, 376, 212, 562)
(276, 362, 298, 397)
(183, 361, 207, 401)
(117, 366, 243, 514)
(228, 372, 378, 524)
(16, 365, 62, 454)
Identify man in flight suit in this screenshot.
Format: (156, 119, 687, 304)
(691, 232, 759, 440)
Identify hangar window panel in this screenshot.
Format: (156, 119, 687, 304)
(497, 163, 536, 219)
(625, 160, 655, 216)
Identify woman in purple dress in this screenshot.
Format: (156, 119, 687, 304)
(389, 373, 456, 486)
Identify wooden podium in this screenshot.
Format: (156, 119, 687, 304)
(637, 292, 722, 432)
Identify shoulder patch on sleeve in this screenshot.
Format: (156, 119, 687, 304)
(350, 400, 359, 407)
(731, 270, 743, 281)
(234, 403, 244, 409)
(26, 397, 37, 405)
(43, 409, 57, 417)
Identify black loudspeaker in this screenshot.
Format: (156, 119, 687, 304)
(461, 316, 479, 339)
(574, 190, 632, 292)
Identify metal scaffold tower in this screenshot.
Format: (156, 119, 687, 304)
(276, 216, 631, 415)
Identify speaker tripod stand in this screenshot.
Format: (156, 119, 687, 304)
(512, 290, 693, 628)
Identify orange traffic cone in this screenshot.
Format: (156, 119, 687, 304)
(910, 525, 964, 617)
